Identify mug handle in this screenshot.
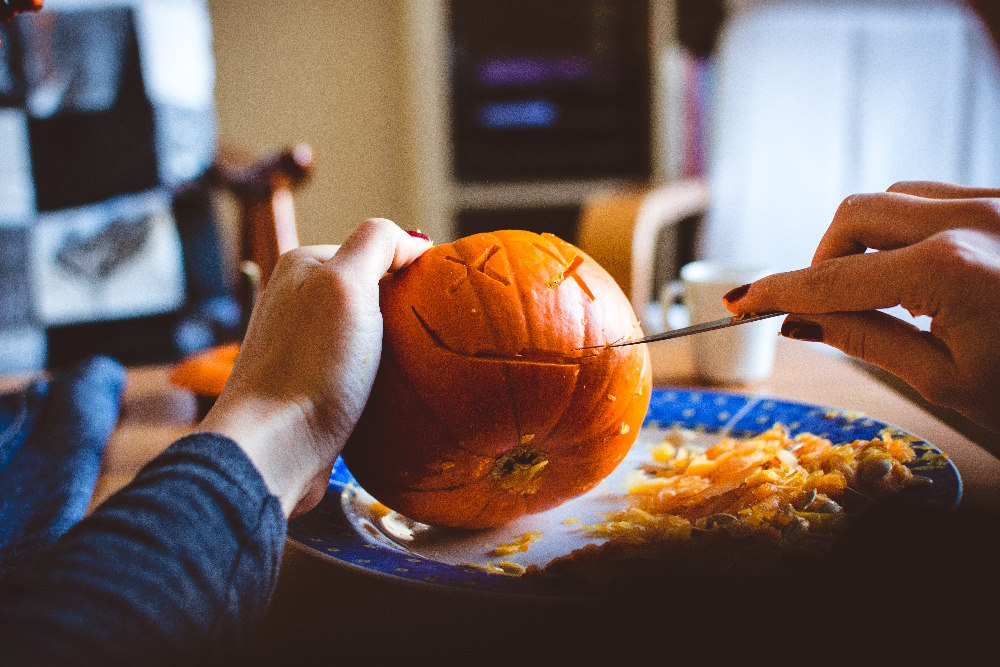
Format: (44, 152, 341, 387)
(659, 281, 690, 331)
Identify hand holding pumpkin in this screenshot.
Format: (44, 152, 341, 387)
(199, 223, 650, 527)
(724, 181, 1000, 432)
(200, 218, 432, 517)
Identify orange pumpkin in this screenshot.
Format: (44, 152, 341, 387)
(169, 342, 240, 417)
(342, 230, 651, 529)
(169, 342, 240, 397)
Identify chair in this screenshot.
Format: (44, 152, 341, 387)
(578, 179, 709, 332)
(167, 145, 315, 415)
(0, 0, 313, 372)
(209, 143, 315, 312)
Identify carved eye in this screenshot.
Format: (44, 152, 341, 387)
(444, 244, 511, 293)
(533, 242, 594, 300)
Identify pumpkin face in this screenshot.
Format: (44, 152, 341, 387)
(342, 230, 651, 529)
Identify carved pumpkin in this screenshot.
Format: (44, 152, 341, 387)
(343, 230, 651, 529)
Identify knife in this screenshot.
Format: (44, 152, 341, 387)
(580, 312, 786, 349)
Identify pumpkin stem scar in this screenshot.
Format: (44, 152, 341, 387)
(492, 446, 549, 494)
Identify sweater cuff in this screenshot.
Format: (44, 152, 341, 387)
(145, 432, 274, 507)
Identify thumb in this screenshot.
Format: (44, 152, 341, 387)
(779, 310, 956, 404)
(325, 218, 431, 283)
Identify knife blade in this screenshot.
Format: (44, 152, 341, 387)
(581, 312, 786, 349)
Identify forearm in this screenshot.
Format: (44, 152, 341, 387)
(0, 433, 286, 664)
(200, 388, 323, 518)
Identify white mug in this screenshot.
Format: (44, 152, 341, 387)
(661, 261, 780, 384)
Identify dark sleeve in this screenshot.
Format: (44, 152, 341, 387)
(0, 432, 287, 666)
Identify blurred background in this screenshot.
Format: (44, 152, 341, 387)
(207, 0, 1000, 242)
(1, 0, 998, 371)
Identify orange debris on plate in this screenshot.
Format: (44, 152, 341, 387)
(489, 531, 544, 557)
(533, 424, 930, 580)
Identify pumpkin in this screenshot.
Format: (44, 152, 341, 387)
(169, 342, 240, 397)
(342, 230, 651, 529)
(169, 342, 240, 417)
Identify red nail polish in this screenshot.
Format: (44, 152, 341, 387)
(780, 319, 823, 342)
(406, 230, 430, 241)
(722, 283, 751, 304)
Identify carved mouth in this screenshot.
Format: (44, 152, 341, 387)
(410, 307, 600, 364)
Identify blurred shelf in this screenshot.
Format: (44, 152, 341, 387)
(451, 178, 648, 210)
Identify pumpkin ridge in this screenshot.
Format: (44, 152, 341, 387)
(544, 352, 642, 450)
(373, 330, 490, 480)
(496, 233, 533, 355)
(385, 344, 499, 474)
(453, 234, 504, 352)
(405, 305, 582, 463)
(501, 364, 523, 446)
(528, 235, 595, 347)
(468, 491, 520, 527)
(412, 303, 584, 454)
(503, 234, 583, 362)
(404, 306, 584, 464)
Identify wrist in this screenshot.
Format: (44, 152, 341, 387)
(199, 392, 321, 518)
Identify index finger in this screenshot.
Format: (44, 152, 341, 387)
(887, 181, 1000, 199)
(725, 243, 932, 318)
(813, 192, 1000, 265)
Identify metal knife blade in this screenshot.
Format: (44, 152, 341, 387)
(582, 312, 786, 349)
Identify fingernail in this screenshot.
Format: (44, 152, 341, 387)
(406, 230, 430, 242)
(780, 319, 823, 342)
(722, 283, 751, 305)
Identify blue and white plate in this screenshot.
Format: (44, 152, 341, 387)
(288, 388, 962, 596)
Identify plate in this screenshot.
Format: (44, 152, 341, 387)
(288, 388, 962, 597)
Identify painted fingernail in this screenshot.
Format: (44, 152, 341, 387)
(406, 230, 430, 241)
(722, 283, 751, 304)
(780, 319, 823, 342)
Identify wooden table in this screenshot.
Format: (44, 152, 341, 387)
(10, 338, 999, 658)
(85, 336, 1000, 513)
(266, 339, 1000, 658)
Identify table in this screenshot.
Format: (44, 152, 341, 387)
(84, 336, 1000, 513)
(266, 338, 1000, 657)
(10, 337, 1000, 658)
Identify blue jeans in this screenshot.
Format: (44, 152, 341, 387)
(0, 356, 126, 576)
